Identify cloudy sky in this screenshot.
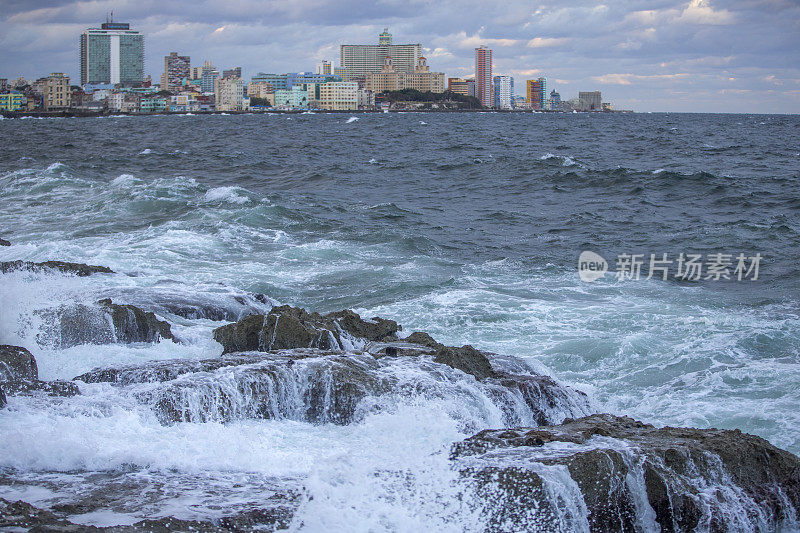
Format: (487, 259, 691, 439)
(1, 0, 799, 112)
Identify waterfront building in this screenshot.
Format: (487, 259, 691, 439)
(0, 92, 26, 111)
(549, 89, 561, 111)
(340, 29, 422, 81)
(162, 52, 190, 92)
(365, 56, 445, 93)
(475, 46, 492, 108)
(526, 77, 547, 110)
(247, 82, 274, 99)
(493, 75, 514, 109)
(317, 61, 332, 75)
(215, 76, 245, 111)
(43, 73, 71, 110)
(250, 73, 340, 92)
(358, 88, 375, 109)
(448, 77, 474, 96)
(274, 86, 309, 108)
(578, 91, 602, 111)
(80, 20, 144, 86)
(140, 96, 167, 113)
(318, 82, 359, 110)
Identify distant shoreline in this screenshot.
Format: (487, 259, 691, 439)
(0, 108, 632, 119)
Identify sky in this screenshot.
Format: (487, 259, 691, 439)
(1, 0, 799, 113)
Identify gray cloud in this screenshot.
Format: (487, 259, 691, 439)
(1, 0, 798, 112)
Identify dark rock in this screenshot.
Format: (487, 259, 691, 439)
(0, 237, 9, 246)
(213, 305, 400, 354)
(384, 346, 399, 357)
(453, 414, 800, 532)
(404, 331, 443, 349)
(3, 380, 80, 397)
(434, 345, 496, 380)
(0, 386, 5, 408)
(143, 353, 392, 425)
(0, 498, 99, 532)
(98, 299, 174, 343)
(0, 345, 80, 399)
(0, 345, 38, 381)
(0, 260, 113, 276)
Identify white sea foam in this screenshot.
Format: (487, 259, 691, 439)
(203, 186, 251, 205)
(345, 117, 359, 123)
(138, 148, 153, 155)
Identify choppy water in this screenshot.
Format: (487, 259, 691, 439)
(1, 112, 799, 529)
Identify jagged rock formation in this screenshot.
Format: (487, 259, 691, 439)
(0, 344, 38, 382)
(0, 260, 113, 276)
(0, 497, 295, 532)
(452, 414, 800, 532)
(213, 306, 505, 382)
(98, 299, 174, 343)
(213, 305, 400, 354)
(0, 345, 79, 399)
(37, 299, 174, 348)
(0, 237, 9, 246)
(74, 347, 592, 427)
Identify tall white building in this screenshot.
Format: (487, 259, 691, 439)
(493, 75, 513, 109)
(214, 77, 245, 111)
(340, 29, 422, 80)
(80, 20, 144, 86)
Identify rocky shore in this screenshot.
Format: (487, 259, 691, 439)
(1, 260, 799, 531)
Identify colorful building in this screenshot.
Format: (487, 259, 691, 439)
(475, 46, 493, 108)
(0, 92, 26, 111)
(526, 77, 547, 110)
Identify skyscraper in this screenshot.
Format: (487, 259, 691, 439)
(578, 91, 602, 111)
(340, 29, 422, 80)
(493, 75, 513, 109)
(526, 77, 547, 110)
(474, 46, 492, 108)
(162, 52, 190, 92)
(80, 20, 143, 86)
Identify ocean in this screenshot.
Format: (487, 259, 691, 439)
(0, 111, 799, 529)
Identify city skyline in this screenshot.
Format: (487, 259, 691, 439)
(1, 0, 799, 113)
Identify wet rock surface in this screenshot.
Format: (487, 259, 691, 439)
(0, 345, 38, 382)
(0, 260, 114, 276)
(434, 344, 496, 380)
(98, 299, 174, 343)
(213, 305, 400, 354)
(39, 300, 175, 348)
(0, 497, 296, 532)
(453, 414, 800, 532)
(0, 237, 9, 246)
(0, 345, 80, 399)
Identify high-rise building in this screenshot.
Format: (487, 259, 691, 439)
(526, 77, 547, 110)
(493, 75, 513, 109)
(214, 76, 245, 111)
(549, 90, 561, 111)
(340, 29, 422, 80)
(80, 20, 143, 86)
(474, 46, 492, 108)
(162, 52, 190, 92)
(43, 73, 71, 110)
(578, 91, 602, 111)
(201, 65, 220, 93)
(317, 61, 332, 75)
